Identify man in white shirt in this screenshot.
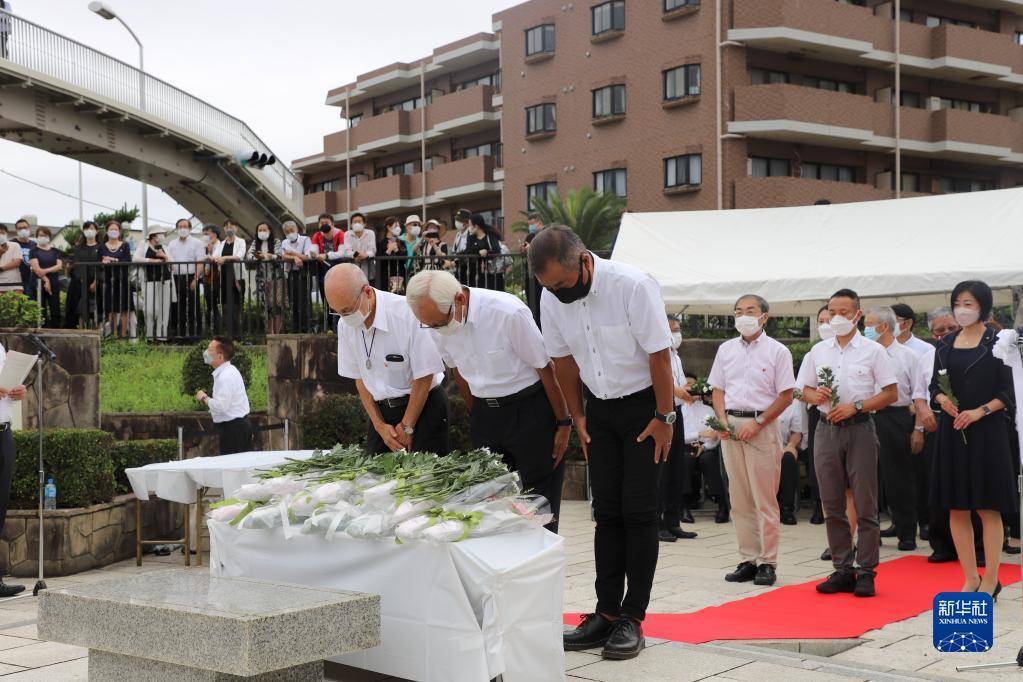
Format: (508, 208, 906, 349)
(195, 338, 252, 455)
(531, 227, 673, 661)
(658, 316, 697, 542)
(164, 218, 205, 340)
(405, 269, 571, 531)
(707, 294, 796, 587)
(892, 303, 933, 359)
(0, 341, 26, 597)
(679, 381, 729, 523)
(798, 288, 897, 598)
(864, 306, 923, 551)
(342, 212, 376, 282)
(325, 264, 449, 454)
(776, 399, 807, 526)
(279, 220, 315, 333)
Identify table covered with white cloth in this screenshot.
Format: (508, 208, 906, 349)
(125, 450, 315, 504)
(209, 521, 565, 682)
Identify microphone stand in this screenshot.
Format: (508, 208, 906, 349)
(26, 334, 54, 597)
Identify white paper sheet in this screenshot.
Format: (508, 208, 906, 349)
(0, 350, 36, 390)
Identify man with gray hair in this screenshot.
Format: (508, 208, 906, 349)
(530, 226, 674, 660)
(863, 305, 923, 551)
(707, 294, 796, 587)
(323, 264, 449, 454)
(405, 268, 572, 531)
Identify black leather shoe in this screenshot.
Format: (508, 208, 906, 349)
(810, 508, 825, 525)
(854, 572, 876, 598)
(820, 547, 832, 561)
(680, 509, 695, 524)
(725, 561, 758, 583)
(897, 539, 917, 551)
(602, 618, 644, 660)
(669, 527, 697, 539)
(0, 577, 24, 599)
(927, 551, 956, 563)
(919, 524, 930, 542)
(714, 506, 730, 524)
(880, 524, 898, 538)
(657, 529, 677, 543)
(564, 613, 617, 651)
(780, 509, 797, 526)
(753, 564, 777, 586)
(816, 570, 856, 594)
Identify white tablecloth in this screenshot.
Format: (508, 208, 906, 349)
(209, 522, 566, 682)
(125, 450, 315, 504)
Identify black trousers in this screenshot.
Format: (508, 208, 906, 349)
(470, 385, 563, 532)
(586, 387, 660, 622)
(694, 445, 728, 508)
(0, 428, 15, 539)
(216, 417, 253, 456)
(170, 274, 202, 340)
(876, 408, 916, 543)
(806, 407, 822, 504)
(778, 450, 799, 511)
(366, 386, 450, 455)
(288, 271, 312, 333)
(657, 415, 685, 529)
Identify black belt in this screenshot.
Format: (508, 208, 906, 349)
(826, 413, 872, 428)
(726, 409, 764, 419)
(475, 382, 543, 409)
(377, 385, 442, 410)
(584, 385, 655, 403)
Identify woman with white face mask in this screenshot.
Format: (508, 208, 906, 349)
(132, 227, 173, 340)
(278, 220, 315, 332)
(0, 226, 23, 296)
(246, 221, 284, 334)
(99, 221, 132, 338)
(930, 280, 1016, 599)
(380, 217, 409, 294)
(65, 222, 101, 328)
(211, 220, 246, 337)
(28, 227, 62, 328)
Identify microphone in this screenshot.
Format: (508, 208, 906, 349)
(27, 334, 56, 361)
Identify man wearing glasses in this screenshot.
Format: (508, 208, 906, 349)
(404, 268, 572, 532)
(323, 264, 449, 455)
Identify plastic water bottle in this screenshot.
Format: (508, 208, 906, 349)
(43, 478, 56, 511)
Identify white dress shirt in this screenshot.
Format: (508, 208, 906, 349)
(279, 235, 314, 272)
(879, 339, 920, 407)
(796, 333, 897, 415)
(0, 344, 15, 424)
(680, 401, 719, 448)
(900, 334, 933, 359)
(914, 343, 937, 402)
(670, 350, 686, 408)
(164, 236, 206, 275)
(430, 288, 549, 399)
(707, 333, 796, 411)
(776, 401, 808, 449)
(341, 230, 377, 260)
(541, 254, 671, 400)
(337, 290, 444, 402)
(208, 361, 250, 423)
(211, 237, 247, 281)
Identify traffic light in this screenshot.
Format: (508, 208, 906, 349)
(234, 151, 277, 169)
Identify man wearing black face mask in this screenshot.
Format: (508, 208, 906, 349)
(530, 226, 674, 661)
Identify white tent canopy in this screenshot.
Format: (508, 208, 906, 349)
(611, 188, 1023, 316)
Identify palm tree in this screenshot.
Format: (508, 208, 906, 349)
(514, 187, 626, 251)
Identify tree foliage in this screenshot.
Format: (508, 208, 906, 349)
(92, 204, 139, 228)
(513, 187, 626, 251)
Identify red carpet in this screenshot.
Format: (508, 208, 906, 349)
(565, 556, 1022, 643)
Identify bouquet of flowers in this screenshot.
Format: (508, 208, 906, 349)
(704, 415, 736, 439)
(817, 366, 840, 408)
(208, 445, 553, 544)
(689, 376, 712, 396)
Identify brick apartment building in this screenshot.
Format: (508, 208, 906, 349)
(295, 0, 1023, 236)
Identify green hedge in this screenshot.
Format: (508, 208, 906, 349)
(299, 394, 368, 450)
(110, 439, 178, 495)
(180, 340, 253, 396)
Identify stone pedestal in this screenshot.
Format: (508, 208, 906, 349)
(38, 571, 380, 680)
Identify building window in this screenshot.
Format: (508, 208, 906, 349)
(592, 1, 625, 35)
(381, 95, 431, 114)
(835, 0, 866, 6)
(527, 182, 558, 209)
(937, 97, 987, 113)
(900, 173, 919, 193)
(1016, 31, 1023, 46)
(750, 68, 789, 85)
(525, 24, 555, 57)
(801, 162, 855, 183)
(349, 175, 360, 189)
(899, 8, 912, 22)
(926, 15, 976, 29)
(479, 209, 504, 231)
(900, 90, 922, 108)
(664, 64, 701, 100)
(456, 72, 501, 91)
(376, 161, 416, 179)
(594, 169, 627, 197)
(664, 154, 702, 189)
(665, 0, 699, 11)
(592, 85, 626, 118)
(306, 179, 342, 195)
(525, 103, 557, 135)
(936, 177, 994, 193)
(750, 157, 791, 178)
(456, 142, 499, 160)
(348, 114, 362, 128)
(803, 76, 855, 94)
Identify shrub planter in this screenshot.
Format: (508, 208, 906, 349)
(0, 494, 180, 577)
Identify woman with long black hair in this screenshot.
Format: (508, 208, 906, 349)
(930, 280, 1017, 600)
(246, 221, 284, 335)
(65, 221, 102, 328)
(467, 213, 504, 290)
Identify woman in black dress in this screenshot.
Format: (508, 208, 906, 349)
(467, 214, 503, 290)
(99, 220, 132, 338)
(931, 280, 1017, 599)
(65, 221, 102, 328)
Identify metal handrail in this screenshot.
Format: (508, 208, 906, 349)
(0, 8, 300, 207)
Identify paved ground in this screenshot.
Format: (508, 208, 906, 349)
(0, 501, 1022, 680)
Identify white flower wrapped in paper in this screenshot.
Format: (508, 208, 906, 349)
(311, 480, 354, 505)
(238, 505, 282, 530)
(344, 511, 396, 539)
(392, 499, 434, 524)
(361, 480, 398, 509)
(233, 482, 272, 502)
(395, 514, 433, 543)
(233, 476, 303, 502)
(263, 477, 305, 497)
(301, 500, 360, 537)
(421, 519, 468, 543)
(289, 492, 318, 519)
(209, 503, 247, 523)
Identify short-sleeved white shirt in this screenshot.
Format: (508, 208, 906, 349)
(540, 254, 671, 400)
(880, 339, 921, 407)
(796, 333, 897, 415)
(776, 401, 808, 448)
(707, 333, 796, 411)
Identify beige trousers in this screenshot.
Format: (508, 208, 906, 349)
(721, 416, 783, 567)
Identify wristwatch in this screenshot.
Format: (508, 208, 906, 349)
(654, 410, 677, 425)
(854, 401, 864, 413)
(754, 415, 766, 426)
(556, 416, 574, 428)
(400, 423, 415, 436)
(981, 405, 993, 417)
(914, 425, 925, 433)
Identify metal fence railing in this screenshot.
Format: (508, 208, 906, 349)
(0, 9, 300, 207)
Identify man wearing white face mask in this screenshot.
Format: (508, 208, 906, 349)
(279, 220, 315, 332)
(405, 268, 572, 532)
(449, 208, 475, 285)
(707, 294, 796, 587)
(195, 337, 252, 455)
(341, 212, 376, 281)
(165, 218, 206, 340)
(798, 288, 897, 598)
(658, 315, 698, 542)
(325, 264, 449, 455)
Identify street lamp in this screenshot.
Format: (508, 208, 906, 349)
(87, 1, 148, 236)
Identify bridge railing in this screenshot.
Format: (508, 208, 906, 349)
(0, 9, 301, 209)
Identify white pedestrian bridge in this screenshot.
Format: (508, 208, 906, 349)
(0, 9, 302, 230)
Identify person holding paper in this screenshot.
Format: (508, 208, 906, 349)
(0, 342, 27, 597)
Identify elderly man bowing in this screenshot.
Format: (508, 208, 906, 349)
(324, 264, 449, 454)
(707, 294, 795, 587)
(405, 269, 572, 531)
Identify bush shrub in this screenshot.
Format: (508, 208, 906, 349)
(180, 340, 253, 397)
(299, 394, 368, 450)
(110, 439, 178, 494)
(0, 292, 42, 328)
(12, 429, 116, 509)
(788, 340, 815, 375)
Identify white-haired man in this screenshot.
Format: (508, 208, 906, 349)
(324, 264, 449, 454)
(864, 306, 923, 552)
(405, 269, 571, 531)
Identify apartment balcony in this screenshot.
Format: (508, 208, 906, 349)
(730, 0, 1023, 88)
(733, 176, 927, 209)
(424, 155, 499, 200)
(729, 84, 1023, 165)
